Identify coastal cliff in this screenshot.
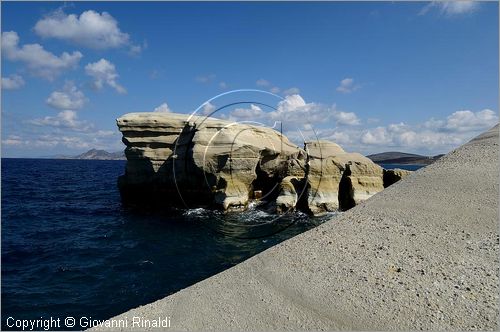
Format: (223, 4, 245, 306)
(117, 112, 386, 215)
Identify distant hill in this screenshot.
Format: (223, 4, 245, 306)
(47, 149, 125, 160)
(74, 149, 125, 160)
(366, 151, 444, 165)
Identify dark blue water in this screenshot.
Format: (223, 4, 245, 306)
(1, 158, 333, 330)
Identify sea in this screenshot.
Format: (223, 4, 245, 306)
(1, 158, 423, 330)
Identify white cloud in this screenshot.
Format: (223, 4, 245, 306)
(333, 111, 361, 126)
(219, 81, 228, 89)
(269, 94, 329, 126)
(268, 94, 361, 128)
(284, 108, 498, 155)
(202, 102, 216, 115)
(336, 78, 360, 94)
(196, 74, 216, 83)
(221, 94, 361, 130)
(283, 87, 300, 95)
(255, 78, 286, 95)
(85, 59, 126, 94)
(323, 131, 353, 146)
(149, 69, 162, 80)
(361, 126, 393, 145)
(128, 44, 142, 56)
(1, 31, 82, 80)
(2, 135, 24, 146)
(3, 114, 122, 153)
(2, 74, 25, 90)
(270, 86, 281, 94)
(419, 1, 479, 16)
(3, 131, 120, 151)
(256, 79, 270, 87)
(34, 9, 132, 50)
(444, 109, 497, 132)
(30, 110, 93, 132)
(153, 102, 171, 113)
(360, 109, 498, 150)
(39, 134, 91, 149)
(230, 104, 263, 119)
(46, 81, 86, 110)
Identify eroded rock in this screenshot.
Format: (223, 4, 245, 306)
(305, 141, 384, 214)
(117, 112, 384, 215)
(383, 168, 413, 188)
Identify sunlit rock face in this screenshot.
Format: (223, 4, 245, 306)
(117, 112, 385, 215)
(304, 140, 384, 214)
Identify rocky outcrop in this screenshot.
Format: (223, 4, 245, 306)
(338, 160, 385, 210)
(304, 141, 384, 213)
(117, 112, 384, 215)
(383, 168, 412, 188)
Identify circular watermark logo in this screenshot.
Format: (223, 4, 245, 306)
(171, 89, 324, 239)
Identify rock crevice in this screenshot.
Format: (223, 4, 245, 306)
(117, 112, 390, 215)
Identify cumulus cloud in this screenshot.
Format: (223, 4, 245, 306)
(255, 78, 281, 94)
(271, 95, 361, 127)
(153, 102, 171, 113)
(336, 78, 360, 94)
(269, 95, 329, 127)
(30, 110, 93, 132)
(443, 109, 497, 132)
(2, 135, 24, 146)
(270, 87, 281, 94)
(1, 31, 82, 80)
(36, 134, 91, 149)
(256, 79, 270, 87)
(2, 74, 25, 90)
(46, 81, 86, 110)
(333, 111, 361, 126)
(419, 1, 479, 16)
(34, 9, 136, 50)
(284, 107, 497, 155)
(361, 109, 498, 151)
(196, 74, 216, 83)
(4, 112, 122, 153)
(85, 59, 126, 94)
(3, 130, 121, 151)
(283, 87, 300, 95)
(230, 104, 264, 119)
(219, 81, 228, 89)
(322, 131, 353, 146)
(223, 94, 361, 130)
(361, 126, 394, 145)
(202, 102, 216, 115)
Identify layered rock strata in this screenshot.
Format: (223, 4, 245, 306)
(117, 112, 385, 215)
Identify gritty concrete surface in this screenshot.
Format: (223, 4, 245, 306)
(96, 125, 499, 331)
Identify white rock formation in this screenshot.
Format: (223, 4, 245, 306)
(117, 112, 384, 215)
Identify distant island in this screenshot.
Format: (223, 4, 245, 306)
(49, 149, 125, 160)
(366, 151, 444, 165)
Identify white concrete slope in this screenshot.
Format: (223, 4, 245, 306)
(99, 125, 499, 331)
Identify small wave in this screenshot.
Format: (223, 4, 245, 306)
(138, 260, 154, 266)
(182, 207, 210, 217)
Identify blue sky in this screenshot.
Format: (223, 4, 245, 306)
(1, 1, 498, 157)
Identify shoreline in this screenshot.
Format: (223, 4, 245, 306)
(95, 125, 499, 331)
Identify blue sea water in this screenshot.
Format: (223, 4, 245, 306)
(1, 159, 425, 330)
(1, 158, 335, 330)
